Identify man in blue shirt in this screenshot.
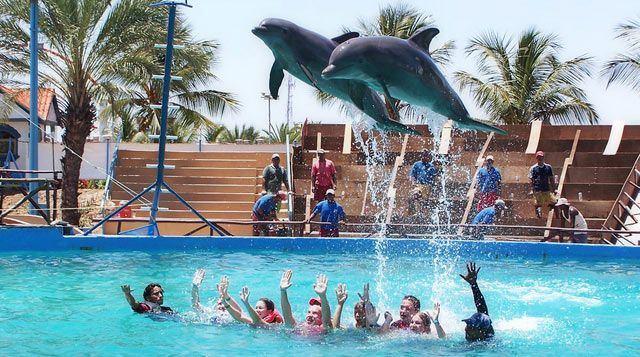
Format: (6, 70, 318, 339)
(471, 199, 505, 239)
(475, 155, 502, 212)
(407, 149, 440, 215)
(305, 189, 346, 237)
(252, 191, 286, 236)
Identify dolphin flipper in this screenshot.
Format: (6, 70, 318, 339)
(298, 63, 322, 92)
(378, 80, 401, 120)
(331, 32, 359, 44)
(269, 60, 285, 99)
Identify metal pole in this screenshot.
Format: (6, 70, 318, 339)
(105, 137, 110, 174)
(148, 3, 177, 235)
(28, 0, 39, 212)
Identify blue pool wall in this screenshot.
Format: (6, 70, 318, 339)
(1, 226, 638, 260)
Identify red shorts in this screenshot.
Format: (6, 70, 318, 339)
(476, 192, 498, 211)
(314, 185, 333, 201)
(320, 228, 339, 237)
(252, 212, 272, 236)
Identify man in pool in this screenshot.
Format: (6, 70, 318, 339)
(279, 269, 333, 334)
(460, 262, 494, 341)
(121, 283, 173, 314)
(390, 295, 421, 329)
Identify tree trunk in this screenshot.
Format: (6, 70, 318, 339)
(60, 98, 95, 226)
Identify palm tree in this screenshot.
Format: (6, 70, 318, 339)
(262, 123, 301, 144)
(218, 124, 261, 144)
(602, 18, 640, 91)
(0, 0, 170, 224)
(321, 2, 455, 123)
(455, 28, 598, 125)
(205, 124, 227, 143)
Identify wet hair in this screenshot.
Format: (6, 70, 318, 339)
(258, 298, 275, 311)
(354, 301, 365, 311)
(143, 283, 163, 300)
(403, 295, 421, 310)
(415, 312, 431, 329)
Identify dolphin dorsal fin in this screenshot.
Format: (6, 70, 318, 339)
(408, 27, 439, 52)
(331, 32, 359, 44)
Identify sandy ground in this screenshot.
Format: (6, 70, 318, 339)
(1, 189, 110, 227)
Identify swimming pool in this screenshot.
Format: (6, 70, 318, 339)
(0, 230, 638, 355)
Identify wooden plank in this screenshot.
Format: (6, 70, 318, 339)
(304, 194, 312, 234)
(603, 121, 625, 155)
(525, 120, 543, 154)
(342, 122, 352, 154)
(438, 120, 453, 155)
(457, 132, 494, 234)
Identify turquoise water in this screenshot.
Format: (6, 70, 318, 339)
(0, 248, 639, 356)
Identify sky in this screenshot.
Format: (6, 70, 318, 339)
(183, 0, 640, 131)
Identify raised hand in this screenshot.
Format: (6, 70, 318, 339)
(335, 283, 348, 304)
(240, 286, 250, 303)
(460, 262, 481, 285)
(192, 269, 206, 286)
(365, 302, 379, 326)
(217, 276, 230, 298)
(280, 270, 293, 291)
(384, 311, 393, 323)
(357, 283, 370, 303)
(313, 274, 328, 296)
(430, 302, 441, 322)
(121, 285, 132, 294)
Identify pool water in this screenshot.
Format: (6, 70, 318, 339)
(0, 248, 638, 355)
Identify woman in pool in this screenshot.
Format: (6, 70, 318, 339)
(409, 303, 446, 338)
(191, 269, 231, 323)
(236, 286, 283, 325)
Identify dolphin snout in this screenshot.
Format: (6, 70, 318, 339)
(251, 26, 268, 36)
(321, 64, 338, 79)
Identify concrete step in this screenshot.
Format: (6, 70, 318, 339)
(566, 167, 631, 184)
(562, 183, 622, 201)
(111, 183, 257, 194)
(115, 167, 258, 178)
(110, 191, 260, 202)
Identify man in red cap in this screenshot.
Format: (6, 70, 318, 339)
(311, 149, 337, 201)
(279, 270, 334, 334)
(528, 151, 557, 218)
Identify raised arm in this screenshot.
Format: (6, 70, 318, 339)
(121, 285, 141, 311)
(459, 262, 489, 315)
(379, 311, 394, 334)
(216, 276, 243, 316)
(191, 269, 206, 313)
(429, 302, 446, 339)
(314, 274, 333, 330)
(331, 283, 348, 328)
(239, 286, 265, 325)
(280, 270, 296, 327)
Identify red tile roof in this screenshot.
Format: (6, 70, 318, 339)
(0, 85, 56, 121)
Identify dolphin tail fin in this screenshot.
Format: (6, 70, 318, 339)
(455, 118, 507, 135)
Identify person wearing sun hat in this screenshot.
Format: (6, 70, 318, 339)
(460, 262, 495, 342)
(475, 154, 502, 211)
(305, 188, 346, 237)
(543, 197, 589, 243)
(528, 150, 557, 218)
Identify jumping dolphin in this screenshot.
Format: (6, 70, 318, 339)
(252, 18, 421, 136)
(321, 28, 507, 135)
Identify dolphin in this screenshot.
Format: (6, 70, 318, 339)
(321, 28, 507, 135)
(251, 18, 421, 136)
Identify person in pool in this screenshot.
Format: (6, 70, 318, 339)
(121, 283, 173, 314)
(409, 303, 446, 338)
(351, 283, 393, 331)
(279, 269, 333, 334)
(460, 262, 495, 341)
(191, 269, 230, 323)
(390, 295, 421, 329)
(230, 285, 283, 325)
